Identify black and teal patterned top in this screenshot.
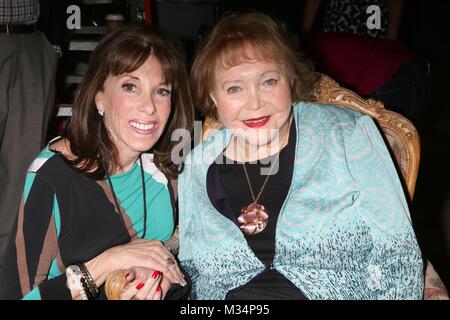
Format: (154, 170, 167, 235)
(0, 144, 175, 300)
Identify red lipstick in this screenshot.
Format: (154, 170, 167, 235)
(243, 116, 270, 128)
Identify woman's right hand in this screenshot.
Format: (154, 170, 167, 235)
(85, 239, 186, 289)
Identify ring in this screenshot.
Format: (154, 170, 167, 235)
(166, 258, 175, 269)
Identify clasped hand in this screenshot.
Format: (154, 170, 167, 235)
(99, 239, 186, 299)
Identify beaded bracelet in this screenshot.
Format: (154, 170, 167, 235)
(77, 263, 99, 299)
(80, 276, 94, 300)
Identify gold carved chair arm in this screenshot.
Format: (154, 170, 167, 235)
(311, 74, 420, 199)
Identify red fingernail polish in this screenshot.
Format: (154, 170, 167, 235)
(156, 285, 161, 292)
(151, 271, 160, 279)
(136, 282, 145, 290)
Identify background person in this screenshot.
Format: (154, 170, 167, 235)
(0, 0, 58, 265)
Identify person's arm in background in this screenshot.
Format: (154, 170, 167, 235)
(387, 0, 404, 40)
(301, 0, 323, 33)
(38, 0, 69, 57)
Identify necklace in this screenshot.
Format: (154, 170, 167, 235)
(236, 119, 291, 235)
(238, 154, 280, 235)
(105, 155, 148, 239)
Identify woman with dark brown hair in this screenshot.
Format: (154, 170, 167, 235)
(0, 23, 193, 300)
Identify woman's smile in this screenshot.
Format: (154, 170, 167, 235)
(242, 115, 271, 128)
(129, 120, 159, 135)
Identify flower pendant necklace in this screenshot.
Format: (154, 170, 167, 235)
(238, 154, 280, 235)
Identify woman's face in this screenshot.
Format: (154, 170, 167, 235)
(210, 59, 292, 149)
(96, 55, 172, 164)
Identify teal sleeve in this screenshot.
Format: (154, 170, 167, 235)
(346, 115, 424, 299)
(177, 163, 200, 299)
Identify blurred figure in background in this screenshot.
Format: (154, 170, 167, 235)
(302, 0, 448, 299)
(0, 0, 58, 267)
(301, 0, 431, 121)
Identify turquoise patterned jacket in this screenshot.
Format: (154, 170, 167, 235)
(178, 102, 424, 300)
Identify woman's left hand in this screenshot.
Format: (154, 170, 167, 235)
(120, 266, 164, 300)
(158, 275, 172, 300)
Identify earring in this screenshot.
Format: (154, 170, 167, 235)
(98, 110, 104, 117)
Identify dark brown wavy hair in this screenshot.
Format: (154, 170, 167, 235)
(65, 23, 194, 180)
(191, 12, 317, 120)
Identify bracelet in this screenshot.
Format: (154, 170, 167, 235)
(77, 263, 99, 299)
(80, 277, 94, 300)
(66, 265, 88, 300)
